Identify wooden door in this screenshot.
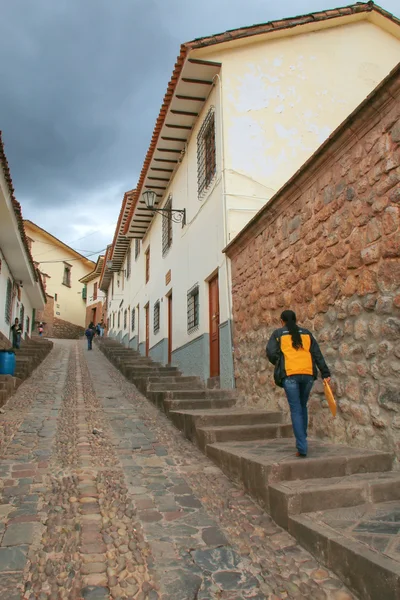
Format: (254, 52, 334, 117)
(167, 294, 172, 364)
(209, 274, 220, 378)
(145, 305, 149, 357)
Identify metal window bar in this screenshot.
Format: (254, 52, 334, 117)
(124, 309, 127, 330)
(5, 278, 12, 324)
(20, 304, 24, 332)
(131, 308, 135, 332)
(153, 301, 160, 334)
(187, 284, 199, 332)
(126, 248, 131, 278)
(162, 196, 173, 256)
(135, 239, 140, 260)
(197, 109, 216, 197)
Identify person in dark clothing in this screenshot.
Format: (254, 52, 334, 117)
(85, 322, 95, 350)
(266, 310, 331, 457)
(11, 318, 22, 349)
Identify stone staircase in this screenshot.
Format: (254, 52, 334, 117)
(96, 337, 400, 600)
(0, 336, 53, 407)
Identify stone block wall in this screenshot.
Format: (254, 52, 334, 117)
(227, 69, 400, 458)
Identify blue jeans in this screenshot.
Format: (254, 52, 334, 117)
(87, 337, 93, 350)
(283, 374, 314, 455)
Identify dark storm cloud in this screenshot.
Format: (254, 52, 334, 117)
(1, 0, 398, 252)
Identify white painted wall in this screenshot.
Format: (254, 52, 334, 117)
(193, 19, 400, 240)
(0, 248, 35, 340)
(85, 276, 105, 308)
(25, 224, 94, 327)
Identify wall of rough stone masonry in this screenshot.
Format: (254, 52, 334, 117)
(227, 71, 400, 459)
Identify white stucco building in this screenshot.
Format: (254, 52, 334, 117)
(80, 255, 107, 328)
(101, 3, 400, 387)
(0, 133, 46, 343)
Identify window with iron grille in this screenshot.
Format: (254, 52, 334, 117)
(162, 196, 173, 256)
(20, 304, 24, 332)
(135, 239, 140, 260)
(117, 311, 120, 328)
(197, 108, 216, 197)
(124, 309, 127, 330)
(153, 300, 160, 334)
(187, 284, 200, 332)
(63, 264, 71, 287)
(5, 278, 12, 324)
(145, 247, 150, 283)
(126, 248, 131, 279)
(131, 307, 135, 332)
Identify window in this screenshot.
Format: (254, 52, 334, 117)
(63, 264, 71, 287)
(93, 282, 98, 301)
(187, 284, 200, 332)
(131, 307, 135, 332)
(153, 300, 160, 334)
(197, 108, 216, 197)
(112, 313, 115, 328)
(126, 248, 131, 279)
(26, 316, 30, 336)
(5, 278, 12, 325)
(162, 196, 173, 256)
(118, 311, 121, 328)
(54, 293, 58, 301)
(135, 239, 140, 260)
(145, 247, 150, 283)
(124, 309, 127, 330)
(20, 304, 25, 332)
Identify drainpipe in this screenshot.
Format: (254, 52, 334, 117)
(213, 72, 235, 388)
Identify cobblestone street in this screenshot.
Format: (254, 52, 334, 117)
(0, 340, 356, 600)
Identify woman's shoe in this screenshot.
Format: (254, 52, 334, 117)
(296, 451, 307, 458)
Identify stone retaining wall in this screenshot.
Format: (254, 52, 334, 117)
(226, 67, 400, 459)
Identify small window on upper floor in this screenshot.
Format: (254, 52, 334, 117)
(162, 196, 173, 256)
(197, 108, 216, 198)
(126, 248, 131, 279)
(135, 239, 140, 260)
(93, 282, 98, 301)
(63, 264, 72, 287)
(145, 247, 150, 283)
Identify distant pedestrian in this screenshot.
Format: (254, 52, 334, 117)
(38, 322, 44, 337)
(96, 323, 101, 336)
(11, 318, 22, 349)
(85, 323, 95, 350)
(266, 310, 331, 458)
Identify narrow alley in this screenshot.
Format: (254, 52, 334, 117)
(0, 340, 355, 600)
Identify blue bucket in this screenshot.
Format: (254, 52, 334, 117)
(0, 350, 16, 376)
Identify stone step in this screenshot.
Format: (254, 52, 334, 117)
(169, 409, 283, 437)
(206, 438, 394, 509)
(164, 398, 237, 414)
(196, 422, 293, 450)
(163, 389, 235, 400)
(147, 379, 205, 392)
(269, 470, 400, 530)
(289, 500, 400, 600)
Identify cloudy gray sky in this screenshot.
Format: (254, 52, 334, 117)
(1, 0, 399, 257)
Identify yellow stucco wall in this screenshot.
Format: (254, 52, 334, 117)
(192, 17, 400, 240)
(25, 223, 94, 326)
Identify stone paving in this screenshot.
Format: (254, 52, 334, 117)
(0, 340, 357, 599)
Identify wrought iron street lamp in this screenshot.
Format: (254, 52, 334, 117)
(142, 190, 186, 226)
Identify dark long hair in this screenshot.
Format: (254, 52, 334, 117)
(281, 310, 303, 350)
